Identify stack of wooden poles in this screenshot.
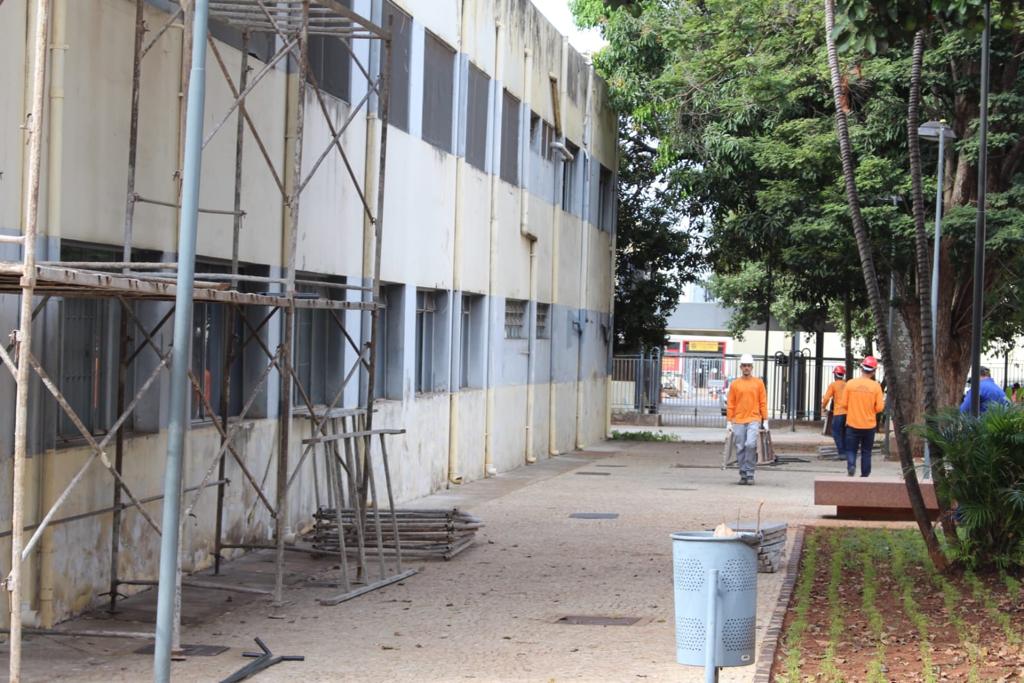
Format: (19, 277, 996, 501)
(308, 508, 483, 561)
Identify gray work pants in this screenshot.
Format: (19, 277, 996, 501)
(734, 421, 759, 480)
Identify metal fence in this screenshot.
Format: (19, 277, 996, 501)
(611, 351, 662, 415)
(654, 352, 859, 428)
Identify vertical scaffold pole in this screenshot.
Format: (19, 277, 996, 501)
(154, 1, 210, 681)
(9, 2, 51, 681)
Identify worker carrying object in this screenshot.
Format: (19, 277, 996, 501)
(726, 353, 768, 486)
(821, 367, 847, 456)
(836, 356, 884, 478)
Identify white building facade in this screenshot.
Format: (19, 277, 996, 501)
(0, 0, 616, 626)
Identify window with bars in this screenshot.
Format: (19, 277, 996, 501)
(536, 303, 551, 340)
(422, 31, 455, 153)
(465, 63, 490, 171)
(504, 299, 526, 340)
(500, 90, 521, 185)
(415, 289, 438, 393)
(208, 19, 276, 63)
(293, 276, 346, 407)
(530, 112, 555, 162)
(384, 0, 412, 132)
(59, 298, 109, 439)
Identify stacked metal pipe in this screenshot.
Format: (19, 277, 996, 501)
(308, 508, 483, 561)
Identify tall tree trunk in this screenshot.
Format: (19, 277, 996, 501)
(843, 294, 853, 377)
(907, 31, 957, 544)
(824, 0, 947, 571)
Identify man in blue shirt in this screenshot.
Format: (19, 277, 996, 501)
(960, 367, 1010, 413)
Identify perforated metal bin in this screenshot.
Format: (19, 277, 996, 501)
(671, 531, 759, 668)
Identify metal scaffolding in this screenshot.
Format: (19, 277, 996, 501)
(2, 1, 408, 680)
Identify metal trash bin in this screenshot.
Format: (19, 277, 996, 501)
(672, 531, 759, 673)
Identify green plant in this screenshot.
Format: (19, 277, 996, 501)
(779, 530, 820, 682)
(913, 406, 1024, 570)
(964, 570, 1020, 645)
(608, 430, 679, 442)
(819, 531, 849, 682)
(1002, 570, 1021, 602)
(857, 530, 888, 683)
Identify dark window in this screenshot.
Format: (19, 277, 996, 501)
(308, 35, 351, 102)
(598, 164, 615, 231)
(374, 284, 404, 400)
(60, 298, 109, 439)
(561, 140, 580, 212)
(208, 20, 276, 63)
(191, 261, 244, 421)
(415, 290, 437, 393)
(383, 1, 412, 132)
(465, 63, 490, 171)
(500, 90, 521, 185)
(422, 32, 455, 152)
(293, 276, 346, 407)
(459, 294, 484, 389)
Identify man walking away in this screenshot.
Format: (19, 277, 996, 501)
(959, 367, 1009, 414)
(837, 356, 884, 477)
(726, 353, 768, 485)
(821, 366, 847, 456)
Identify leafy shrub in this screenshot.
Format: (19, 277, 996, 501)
(609, 430, 679, 442)
(915, 406, 1024, 570)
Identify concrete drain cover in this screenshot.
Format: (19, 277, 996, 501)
(575, 471, 610, 476)
(557, 615, 641, 626)
(596, 464, 626, 468)
(568, 512, 619, 520)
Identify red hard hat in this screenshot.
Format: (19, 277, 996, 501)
(833, 367, 846, 377)
(861, 356, 879, 372)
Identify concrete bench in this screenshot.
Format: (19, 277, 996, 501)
(814, 476, 940, 520)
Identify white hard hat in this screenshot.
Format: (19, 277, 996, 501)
(740, 353, 755, 365)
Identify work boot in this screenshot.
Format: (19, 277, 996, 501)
(847, 468, 855, 477)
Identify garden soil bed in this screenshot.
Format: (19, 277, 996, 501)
(772, 527, 1024, 682)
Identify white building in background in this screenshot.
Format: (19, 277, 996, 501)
(0, 0, 616, 626)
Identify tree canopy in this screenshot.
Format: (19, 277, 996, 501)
(576, 0, 1024, 407)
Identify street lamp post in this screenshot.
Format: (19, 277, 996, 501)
(917, 119, 957, 479)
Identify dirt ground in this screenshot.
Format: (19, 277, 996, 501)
(6, 431, 908, 682)
(773, 527, 1024, 682)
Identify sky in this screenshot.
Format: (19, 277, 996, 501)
(529, 0, 608, 55)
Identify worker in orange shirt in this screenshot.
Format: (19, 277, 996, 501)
(726, 353, 768, 485)
(821, 366, 847, 456)
(836, 356, 885, 477)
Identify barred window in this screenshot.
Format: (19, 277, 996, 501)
(597, 164, 615, 231)
(416, 289, 438, 393)
(504, 299, 526, 339)
(384, 1, 412, 132)
(536, 303, 550, 340)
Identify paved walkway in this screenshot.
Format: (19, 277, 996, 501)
(20, 438, 907, 682)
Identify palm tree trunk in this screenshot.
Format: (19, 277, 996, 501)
(824, 0, 947, 571)
(907, 31, 958, 545)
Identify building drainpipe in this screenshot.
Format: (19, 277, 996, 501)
(37, 0, 67, 630)
(548, 38, 568, 456)
(574, 66, 594, 451)
(521, 48, 538, 465)
(361, 0, 384, 399)
(483, 20, 505, 478)
(605, 149, 618, 439)
(447, 0, 468, 486)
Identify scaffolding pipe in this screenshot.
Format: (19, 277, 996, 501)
(9, 2, 50, 679)
(154, 0, 210, 679)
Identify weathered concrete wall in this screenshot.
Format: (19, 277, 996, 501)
(0, 0, 616, 627)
